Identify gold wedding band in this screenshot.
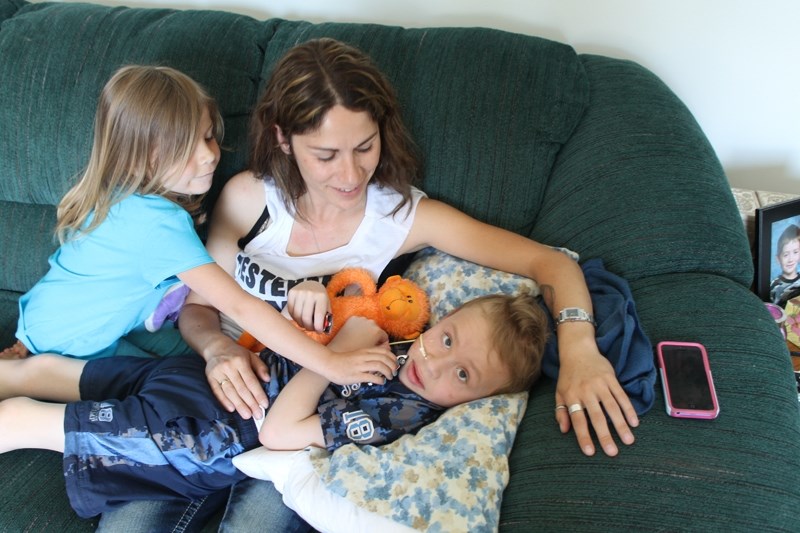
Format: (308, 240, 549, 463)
(555, 404, 568, 411)
(219, 378, 231, 387)
(568, 403, 584, 414)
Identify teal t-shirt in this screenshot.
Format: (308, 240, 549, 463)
(17, 194, 213, 358)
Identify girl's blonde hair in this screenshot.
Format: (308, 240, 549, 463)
(56, 65, 223, 243)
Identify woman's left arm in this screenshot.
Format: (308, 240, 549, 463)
(401, 198, 638, 457)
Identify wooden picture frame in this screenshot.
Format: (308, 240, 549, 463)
(755, 197, 800, 303)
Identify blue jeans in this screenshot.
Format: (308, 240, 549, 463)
(96, 479, 309, 533)
(218, 478, 309, 532)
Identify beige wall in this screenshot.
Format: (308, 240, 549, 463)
(41, 0, 800, 193)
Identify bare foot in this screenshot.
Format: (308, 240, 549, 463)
(0, 341, 29, 360)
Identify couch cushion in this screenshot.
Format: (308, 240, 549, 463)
(261, 21, 589, 235)
(0, 449, 98, 531)
(0, 0, 25, 24)
(0, 200, 57, 292)
(534, 54, 754, 285)
(500, 273, 800, 531)
(0, 290, 21, 347)
(0, 2, 270, 293)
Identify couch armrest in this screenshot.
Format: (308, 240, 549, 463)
(500, 54, 800, 532)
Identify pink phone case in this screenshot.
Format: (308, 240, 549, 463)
(657, 341, 719, 419)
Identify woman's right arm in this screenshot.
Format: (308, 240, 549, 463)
(179, 171, 272, 417)
(180, 263, 397, 417)
(180, 300, 271, 415)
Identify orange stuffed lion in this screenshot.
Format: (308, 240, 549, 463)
(237, 268, 429, 351)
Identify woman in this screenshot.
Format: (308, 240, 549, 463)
(100, 38, 638, 531)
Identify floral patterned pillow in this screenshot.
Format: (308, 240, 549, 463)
(310, 393, 528, 533)
(234, 394, 527, 532)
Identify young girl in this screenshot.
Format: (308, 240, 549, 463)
(1, 65, 396, 389)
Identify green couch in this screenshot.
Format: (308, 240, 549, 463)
(1, 1, 798, 531)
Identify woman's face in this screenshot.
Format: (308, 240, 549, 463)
(281, 105, 381, 212)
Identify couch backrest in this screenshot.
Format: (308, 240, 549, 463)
(258, 22, 588, 235)
(0, 2, 269, 202)
(0, 0, 589, 297)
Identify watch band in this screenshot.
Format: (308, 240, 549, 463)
(555, 307, 595, 326)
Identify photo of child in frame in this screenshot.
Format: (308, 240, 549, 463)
(794, 369, 800, 402)
(769, 218, 800, 307)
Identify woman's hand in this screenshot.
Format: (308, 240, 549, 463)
(203, 337, 271, 420)
(554, 339, 639, 457)
(285, 280, 330, 332)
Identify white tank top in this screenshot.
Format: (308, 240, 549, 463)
(220, 180, 425, 339)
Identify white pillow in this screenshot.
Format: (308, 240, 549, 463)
(233, 448, 415, 533)
(232, 448, 300, 494)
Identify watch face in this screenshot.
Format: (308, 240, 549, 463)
(557, 308, 594, 325)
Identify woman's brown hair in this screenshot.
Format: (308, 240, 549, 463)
(249, 38, 420, 218)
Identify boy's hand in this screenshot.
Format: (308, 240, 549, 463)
(284, 281, 330, 332)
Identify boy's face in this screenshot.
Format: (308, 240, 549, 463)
(398, 304, 511, 407)
(778, 238, 800, 278)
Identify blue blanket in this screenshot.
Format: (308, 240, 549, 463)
(541, 258, 656, 415)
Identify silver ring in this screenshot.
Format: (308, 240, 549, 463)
(555, 404, 568, 411)
(218, 378, 231, 387)
(568, 403, 584, 414)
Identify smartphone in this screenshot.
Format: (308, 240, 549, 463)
(656, 341, 719, 419)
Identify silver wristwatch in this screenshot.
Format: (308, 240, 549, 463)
(555, 307, 596, 326)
